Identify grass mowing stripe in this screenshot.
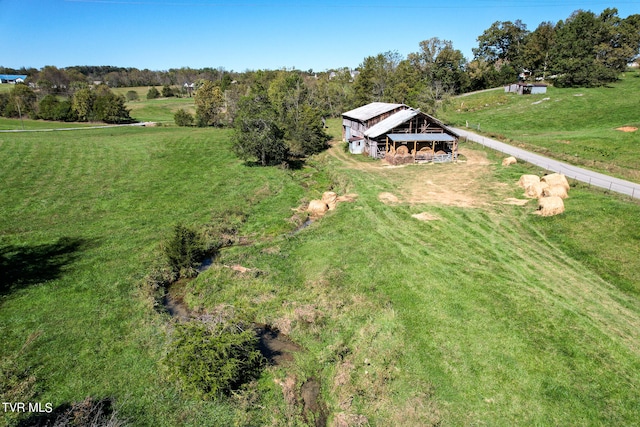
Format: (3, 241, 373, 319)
(0, 126, 312, 426)
(3, 118, 640, 425)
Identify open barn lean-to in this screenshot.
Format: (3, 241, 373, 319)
(342, 102, 459, 164)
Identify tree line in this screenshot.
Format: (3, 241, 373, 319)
(0, 82, 133, 124)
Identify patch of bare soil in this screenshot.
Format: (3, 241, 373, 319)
(332, 145, 501, 208)
(378, 192, 400, 204)
(405, 148, 503, 207)
(301, 378, 328, 427)
(411, 212, 441, 221)
(616, 126, 638, 132)
(255, 324, 302, 366)
(502, 198, 530, 206)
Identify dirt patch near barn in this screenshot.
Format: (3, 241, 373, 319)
(331, 146, 500, 208)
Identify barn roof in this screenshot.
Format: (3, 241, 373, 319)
(387, 133, 456, 142)
(364, 109, 419, 138)
(342, 102, 405, 122)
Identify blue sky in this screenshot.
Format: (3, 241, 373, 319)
(1, 1, 639, 71)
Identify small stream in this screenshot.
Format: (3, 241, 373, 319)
(158, 229, 325, 424)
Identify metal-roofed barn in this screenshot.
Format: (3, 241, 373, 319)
(342, 102, 459, 163)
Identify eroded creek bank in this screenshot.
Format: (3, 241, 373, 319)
(161, 271, 327, 426)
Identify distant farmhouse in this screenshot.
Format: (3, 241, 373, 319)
(0, 74, 27, 84)
(342, 102, 459, 164)
(504, 82, 548, 95)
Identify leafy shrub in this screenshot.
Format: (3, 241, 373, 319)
(146, 86, 160, 100)
(166, 318, 264, 400)
(38, 95, 77, 121)
(93, 92, 133, 124)
(174, 109, 194, 127)
(125, 90, 139, 101)
(163, 224, 205, 278)
(162, 85, 174, 98)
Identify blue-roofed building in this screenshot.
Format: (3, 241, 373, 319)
(341, 102, 459, 163)
(0, 75, 28, 84)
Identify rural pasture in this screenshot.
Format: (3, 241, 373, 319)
(441, 70, 640, 183)
(1, 88, 640, 425)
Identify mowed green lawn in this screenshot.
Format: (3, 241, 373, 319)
(0, 125, 313, 426)
(1, 119, 640, 425)
(112, 86, 196, 124)
(441, 70, 640, 183)
(194, 139, 640, 425)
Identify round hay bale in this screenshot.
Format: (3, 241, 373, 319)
(542, 185, 569, 199)
(396, 145, 409, 155)
(322, 191, 338, 210)
(307, 199, 328, 214)
(536, 196, 565, 217)
(524, 181, 549, 198)
(518, 174, 540, 189)
(541, 173, 570, 190)
(502, 156, 517, 166)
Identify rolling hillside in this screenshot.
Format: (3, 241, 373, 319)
(441, 70, 640, 183)
(1, 117, 639, 425)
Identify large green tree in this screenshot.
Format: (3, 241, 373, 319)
(472, 20, 529, 86)
(267, 71, 330, 156)
(352, 51, 403, 105)
(72, 88, 96, 121)
(473, 20, 529, 68)
(287, 104, 331, 156)
(3, 84, 37, 119)
(194, 80, 225, 126)
(233, 83, 289, 166)
(93, 92, 133, 124)
(550, 8, 638, 87)
(522, 22, 556, 79)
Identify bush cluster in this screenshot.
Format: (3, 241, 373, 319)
(163, 223, 206, 279)
(174, 109, 194, 127)
(166, 318, 264, 400)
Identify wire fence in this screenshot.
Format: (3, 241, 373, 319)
(459, 133, 640, 201)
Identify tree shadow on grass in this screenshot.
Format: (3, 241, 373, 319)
(0, 237, 92, 297)
(16, 397, 124, 427)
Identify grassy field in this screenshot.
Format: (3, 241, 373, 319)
(0, 125, 320, 426)
(440, 70, 640, 183)
(112, 86, 196, 124)
(1, 115, 640, 426)
(0, 118, 99, 131)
